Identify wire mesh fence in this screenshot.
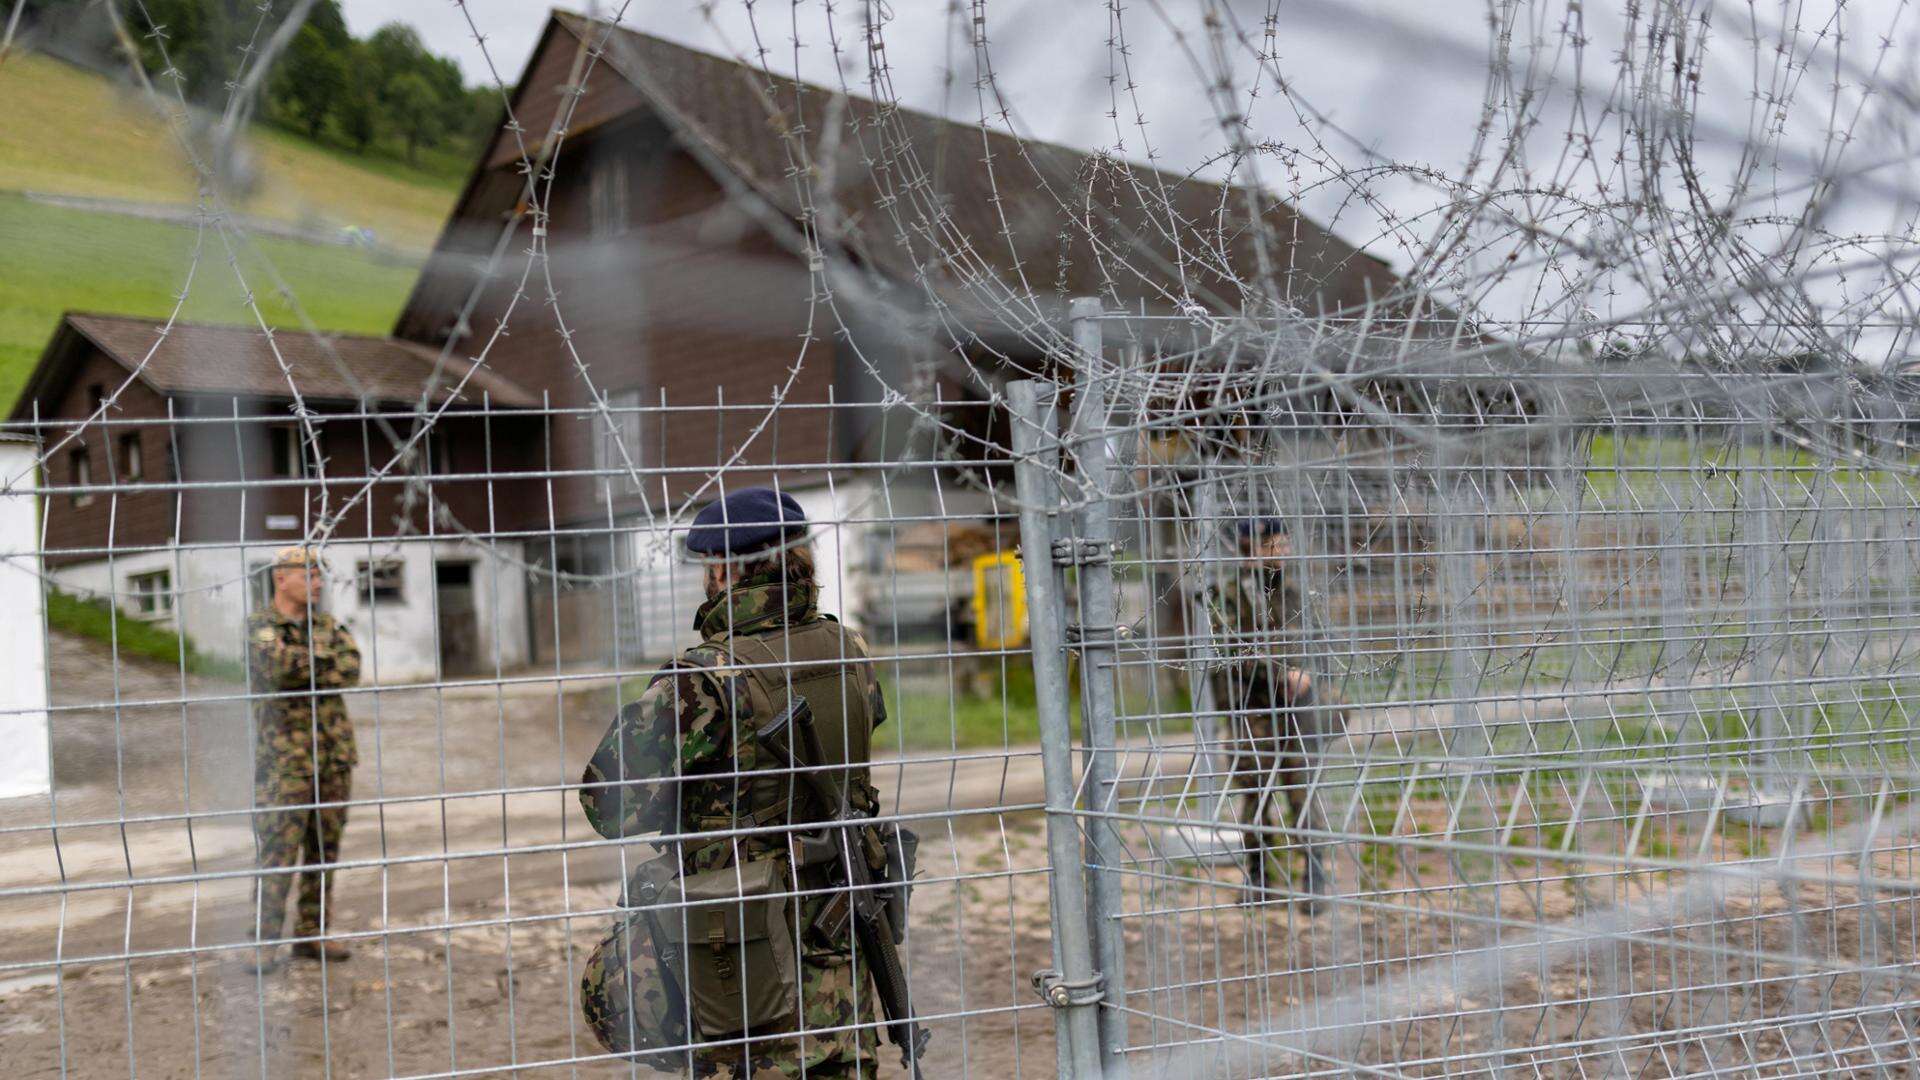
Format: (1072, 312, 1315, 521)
(1030, 309, 1920, 1077)
(0, 393, 1073, 1076)
(5, 319, 1920, 1078)
(6, 0, 1920, 1076)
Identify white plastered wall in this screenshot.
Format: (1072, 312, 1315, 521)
(0, 437, 48, 800)
(610, 477, 876, 663)
(51, 539, 532, 684)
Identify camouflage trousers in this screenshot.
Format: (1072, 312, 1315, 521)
(1214, 661, 1341, 899)
(252, 750, 352, 940)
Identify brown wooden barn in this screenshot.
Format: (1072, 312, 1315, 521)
(15, 313, 541, 679)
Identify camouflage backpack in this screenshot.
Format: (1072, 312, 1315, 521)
(581, 614, 878, 1061)
(581, 854, 802, 1062)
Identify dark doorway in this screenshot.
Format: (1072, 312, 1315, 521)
(435, 562, 480, 677)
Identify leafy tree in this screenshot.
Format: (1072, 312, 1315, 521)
(269, 24, 345, 138)
(45, 1, 488, 168)
(363, 23, 462, 162)
(336, 48, 380, 153)
(127, 0, 250, 103)
(300, 0, 351, 51)
(384, 71, 441, 164)
(365, 23, 433, 95)
(458, 86, 502, 144)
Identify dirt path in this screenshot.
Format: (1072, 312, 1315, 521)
(13, 634, 1903, 1078)
(0, 634, 1072, 1078)
(1, 811, 1067, 1080)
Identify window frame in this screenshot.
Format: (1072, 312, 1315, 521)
(127, 569, 173, 618)
(593, 387, 648, 501)
(589, 152, 630, 238)
(118, 432, 144, 482)
(428, 424, 454, 476)
(356, 558, 406, 606)
(247, 562, 274, 610)
(268, 426, 313, 480)
(69, 447, 92, 507)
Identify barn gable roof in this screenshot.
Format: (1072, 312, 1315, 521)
(393, 10, 1403, 344)
(11, 313, 539, 420)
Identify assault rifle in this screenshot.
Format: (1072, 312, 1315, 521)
(754, 697, 930, 1077)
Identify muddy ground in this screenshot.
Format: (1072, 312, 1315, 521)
(5, 634, 1917, 1077)
(0, 819, 1065, 1080)
(10, 808, 1915, 1079)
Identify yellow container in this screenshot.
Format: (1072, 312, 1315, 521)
(970, 551, 1029, 650)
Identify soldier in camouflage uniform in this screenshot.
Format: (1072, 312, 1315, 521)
(245, 545, 361, 970)
(579, 489, 889, 1078)
(1203, 519, 1344, 906)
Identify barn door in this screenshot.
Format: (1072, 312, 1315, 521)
(435, 561, 480, 677)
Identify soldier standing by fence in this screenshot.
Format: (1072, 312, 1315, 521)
(244, 544, 362, 970)
(578, 488, 921, 1078)
(1205, 518, 1344, 906)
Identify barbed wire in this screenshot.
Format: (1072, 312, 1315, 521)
(7, 1, 1920, 1076)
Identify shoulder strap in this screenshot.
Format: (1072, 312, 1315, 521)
(725, 623, 856, 681)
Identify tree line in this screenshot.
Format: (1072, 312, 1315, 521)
(32, 0, 493, 168)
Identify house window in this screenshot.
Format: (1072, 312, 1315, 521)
(428, 425, 454, 475)
(248, 562, 274, 609)
(269, 426, 311, 479)
(119, 433, 144, 482)
(357, 559, 405, 605)
(87, 384, 105, 413)
(69, 448, 92, 506)
(594, 388, 647, 499)
(128, 570, 173, 617)
(589, 152, 629, 237)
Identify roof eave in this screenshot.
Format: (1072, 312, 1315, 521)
(9, 314, 171, 423)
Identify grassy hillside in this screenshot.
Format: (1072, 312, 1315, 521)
(0, 192, 427, 408)
(0, 50, 480, 410)
(0, 51, 465, 249)
(45, 590, 244, 681)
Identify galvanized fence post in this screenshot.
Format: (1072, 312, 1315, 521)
(1066, 297, 1131, 1075)
(1009, 378, 1107, 1080)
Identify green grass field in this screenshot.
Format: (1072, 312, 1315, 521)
(44, 590, 244, 679)
(0, 192, 428, 408)
(0, 51, 464, 249)
(0, 51, 472, 412)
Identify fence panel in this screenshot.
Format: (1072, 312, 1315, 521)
(6, 0, 1920, 1074)
(0, 396, 1073, 1078)
(1046, 315, 1920, 1077)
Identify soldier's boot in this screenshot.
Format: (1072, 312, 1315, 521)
(1240, 836, 1272, 905)
(236, 934, 285, 974)
(1298, 845, 1332, 914)
(291, 938, 352, 962)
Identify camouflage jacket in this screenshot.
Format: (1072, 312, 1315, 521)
(247, 607, 362, 767)
(578, 574, 887, 877)
(1202, 564, 1308, 670)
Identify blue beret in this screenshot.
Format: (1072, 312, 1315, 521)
(686, 488, 808, 557)
(1236, 517, 1289, 538)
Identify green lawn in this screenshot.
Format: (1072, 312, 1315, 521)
(0, 51, 463, 249)
(0, 50, 477, 411)
(0, 191, 426, 408)
(1578, 430, 1920, 506)
(882, 664, 1194, 751)
(44, 590, 244, 680)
